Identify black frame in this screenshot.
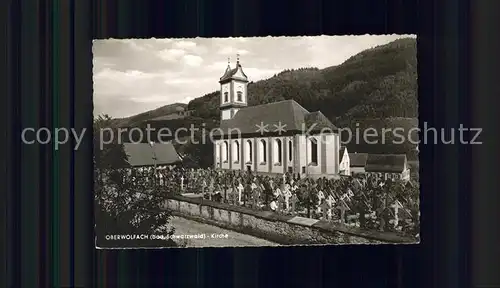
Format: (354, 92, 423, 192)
(3, 0, 498, 286)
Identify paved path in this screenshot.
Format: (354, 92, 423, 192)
(169, 216, 279, 247)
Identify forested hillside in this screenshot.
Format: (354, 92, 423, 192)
(110, 103, 188, 128)
(188, 38, 417, 123)
(110, 37, 419, 165)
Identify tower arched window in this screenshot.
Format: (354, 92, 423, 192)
(224, 92, 229, 103)
(237, 91, 243, 102)
(233, 141, 240, 163)
(259, 139, 267, 163)
(245, 140, 252, 163)
(288, 140, 293, 161)
(274, 139, 282, 164)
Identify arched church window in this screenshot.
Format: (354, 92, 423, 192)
(245, 140, 252, 163)
(274, 139, 282, 164)
(224, 92, 229, 102)
(237, 91, 243, 102)
(233, 141, 240, 163)
(288, 140, 293, 161)
(222, 141, 228, 162)
(308, 137, 318, 165)
(259, 139, 267, 163)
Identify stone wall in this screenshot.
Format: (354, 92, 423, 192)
(164, 195, 417, 245)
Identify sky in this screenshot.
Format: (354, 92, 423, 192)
(93, 34, 415, 118)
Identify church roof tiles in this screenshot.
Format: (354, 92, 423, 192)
(214, 99, 337, 138)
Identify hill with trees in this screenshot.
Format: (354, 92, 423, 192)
(106, 37, 418, 166)
(109, 103, 188, 128)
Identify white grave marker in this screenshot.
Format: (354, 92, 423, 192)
(284, 189, 291, 211)
(391, 200, 403, 227)
(237, 183, 244, 205)
(317, 190, 325, 213)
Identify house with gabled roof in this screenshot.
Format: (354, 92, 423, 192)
(212, 56, 341, 176)
(365, 154, 410, 181)
(349, 152, 368, 175)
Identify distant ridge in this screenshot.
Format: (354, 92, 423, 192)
(109, 103, 188, 128)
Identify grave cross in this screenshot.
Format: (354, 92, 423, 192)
(347, 188, 354, 198)
(390, 200, 403, 227)
(326, 195, 335, 207)
(284, 189, 291, 211)
(317, 190, 325, 212)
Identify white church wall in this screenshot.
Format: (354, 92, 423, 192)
(296, 135, 307, 174)
(324, 134, 338, 175)
(221, 110, 231, 120)
(294, 134, 307, 174)
(215, 133, 341, 176)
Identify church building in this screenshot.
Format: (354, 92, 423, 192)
(212, 56, 341, 177)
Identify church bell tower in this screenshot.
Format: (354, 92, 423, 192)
(219, 54, 249, 121)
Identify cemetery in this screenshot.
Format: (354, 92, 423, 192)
(101, 166, 420, 245)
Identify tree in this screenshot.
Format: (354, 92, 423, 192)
(93, 114, 180, 248)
